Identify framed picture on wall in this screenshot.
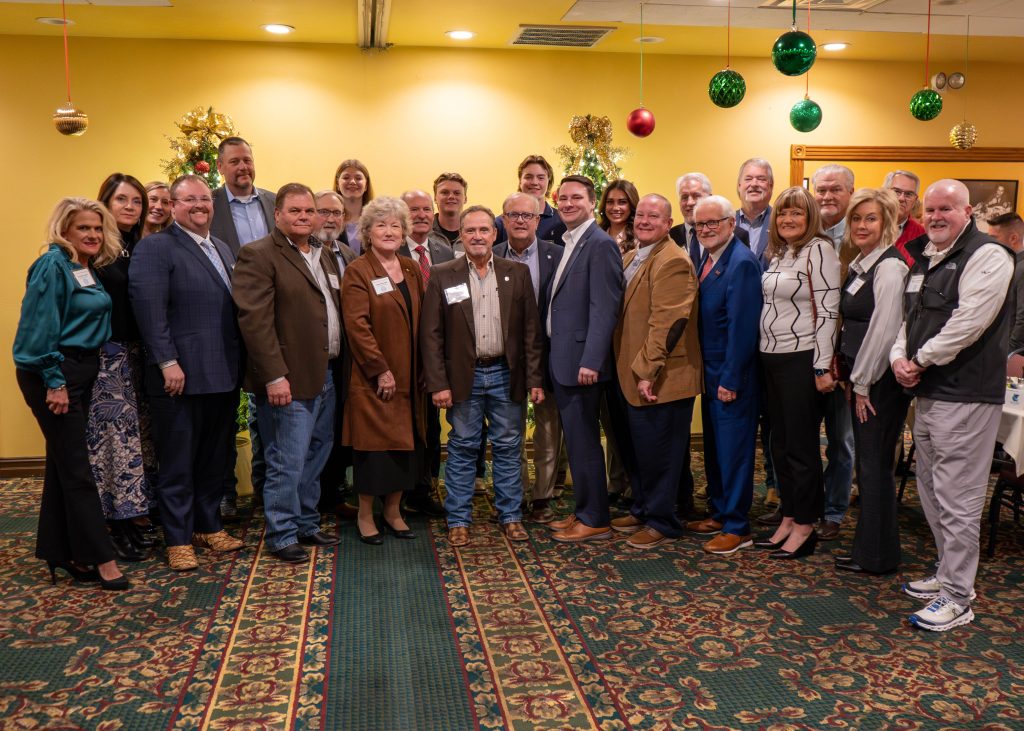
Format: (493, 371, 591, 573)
(958, 179, 1018, 232)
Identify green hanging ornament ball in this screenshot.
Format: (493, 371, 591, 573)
(910, 88, 943, 121)
(772, 30, 817, 76)
(790, 97, 822, 133)
(708, 69, 746, 108)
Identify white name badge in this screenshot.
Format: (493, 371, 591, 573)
(845, 276, 866, 296)
(906, 273, 924, 294)
(328, 273, 340, 290)
(72, 268, 96, 287)
(445, 283, 471, 305)
(371, 277, 394, 295)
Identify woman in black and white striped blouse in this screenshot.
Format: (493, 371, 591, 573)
(757, 186, 841, 560)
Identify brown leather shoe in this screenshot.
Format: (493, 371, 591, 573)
(704, 533, 753, 555)
(626, 527, 673, 549)
(685, 518, 723, 535)
(192, 530, 244, 552)
(610, 515, 643, 534)
(448, 526, 470, 547)
(167, 545, 198, 571)
(552, 521, 611, 543)
(502, 522, 529, 542)
(527, 505, 555, 524)
(547, 514, 578, 532)
(819, 520, 841, 540)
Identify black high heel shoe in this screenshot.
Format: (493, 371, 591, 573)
(99, 572, 130, 591)
(47, 561, 100, 585)
(770, 530, 818, 560)
(754, 534, 790, 550)
(383, 518, 415, 540)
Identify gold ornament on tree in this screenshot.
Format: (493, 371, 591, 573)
(161, 106, 238, 187)
(555, 114, 626, 200)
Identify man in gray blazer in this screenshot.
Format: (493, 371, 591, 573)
(209, 136, 276, 519)
(400, 189, 454, 517)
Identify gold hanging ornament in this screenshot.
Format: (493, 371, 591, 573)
(950, 121, 977, 150)
(52, 0, 88, 136)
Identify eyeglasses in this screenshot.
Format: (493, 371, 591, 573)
(890, 188, 918, 200)
(694, 217, 730, 231)
(173, 196, 213, 205)
(505, 212, 537, 222)
(317, 208, 345, 218)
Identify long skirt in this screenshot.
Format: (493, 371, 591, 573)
(87, 341, 156, 520)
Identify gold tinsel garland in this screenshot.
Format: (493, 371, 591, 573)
(161, 106, 238, 185)
(555, 114, 626, 179)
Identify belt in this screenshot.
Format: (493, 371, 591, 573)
(475, 355, 507, 368)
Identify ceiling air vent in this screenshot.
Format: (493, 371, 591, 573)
(759, 0, 887, 10)
(511, 24, 615, 48)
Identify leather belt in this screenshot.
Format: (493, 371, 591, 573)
(475, 356, 507, 368)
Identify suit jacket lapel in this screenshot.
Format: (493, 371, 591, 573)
(623, 239, 669, 307)
(453, 261, 476, 340)
(366, 251, 410, 327)
(701, 238, 737, 290)
(495, 259, 514, 346)
(551, 223, 592, 299)
(174, 224, 231, 291)
(275, 230, 321, 292)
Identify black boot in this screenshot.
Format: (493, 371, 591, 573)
(109, 521, 145, 562)
(123, 519, 157, 550)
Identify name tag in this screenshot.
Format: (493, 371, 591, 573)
(328, 273, 340, 290)
(445, 283, 471, 305)
(906, 273, 924, 294)
(845, 276, 866, 296)
(72, 268, 96, 287)
(371, 277, 394, 295)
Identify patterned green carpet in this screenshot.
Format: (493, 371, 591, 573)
(1, 460, 1022, 730)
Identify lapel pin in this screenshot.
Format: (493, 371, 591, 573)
(504, 276, 510, 281)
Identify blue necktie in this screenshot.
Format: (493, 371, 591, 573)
(688, 229, 701, 267)
(200, 239, 232, 291)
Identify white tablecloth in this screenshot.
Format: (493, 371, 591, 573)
(997, 404, 1024, 476)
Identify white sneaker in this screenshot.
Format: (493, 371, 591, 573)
(909, 596, 974, 631)
(902, 575, 976, 601)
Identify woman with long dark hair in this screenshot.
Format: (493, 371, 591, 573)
(598, 179, 639, 256)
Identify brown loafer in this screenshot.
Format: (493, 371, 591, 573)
(704, 533, 753, 555)
(685, 518, 723, 535)
(547, 514, 578, 532)
(502, 522, 529, 542)
(167, 544, 199, 571)
(192, 530, 244, 552)
(448, 526, 470, 548)
(551, 521, 611, 543)
(819, 520, 841, 540)
(626, 527, 673, 549)
(610, 515, 643, 534)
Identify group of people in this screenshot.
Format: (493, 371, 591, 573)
(14, 139, 1020, 633)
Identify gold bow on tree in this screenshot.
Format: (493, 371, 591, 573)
(555, 114, 626, 201)
(161, 106, 239, 188)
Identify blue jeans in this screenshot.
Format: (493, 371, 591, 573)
(255, 371, 335, 551)
(444, 362, 524, 528)
(823, 389, 855, 524)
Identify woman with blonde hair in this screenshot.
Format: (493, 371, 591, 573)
(834, 188, 910, 575)
(757, 186, 841, 560)
(341, 197, 425, 544)
(333, 159, 374, 254)
(13, 198, 129, 590)
(141, 181, 172, 238)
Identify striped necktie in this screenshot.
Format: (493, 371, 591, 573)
(414, 245, 431, 284)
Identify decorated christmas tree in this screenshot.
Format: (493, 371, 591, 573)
(555, 114, 626, 201)
(161, 106, 237, 188)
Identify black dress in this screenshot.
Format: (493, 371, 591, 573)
(352, 280, 421, 496)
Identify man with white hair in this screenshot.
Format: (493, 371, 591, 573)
(669, 172, 712, 267)
(812, 164, 857, 542)
(883, 169, 926, 264)
(688, 195, 762, 554)
(735, 158, 774, 266)
(892, 179, 1014, 631)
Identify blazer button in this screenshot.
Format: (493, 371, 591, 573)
(323, 346, 328, 351)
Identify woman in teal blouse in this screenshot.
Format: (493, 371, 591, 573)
(13, 198, 129, 590)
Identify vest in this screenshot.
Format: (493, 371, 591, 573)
(839, 246, 905, 364)
(903, 224, 1012, 404)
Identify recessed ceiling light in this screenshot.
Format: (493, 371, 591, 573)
(635, 36, 665, 44)
(446, 30, 475, 41)
(821, 42, 849, 51)
(262, 24, 295, 35)
(37, 17, 74, 26)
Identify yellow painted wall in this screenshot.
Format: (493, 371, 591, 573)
(2, 34, 1023, 457)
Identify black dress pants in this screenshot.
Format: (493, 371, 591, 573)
(850, 369, 911, 573)
(17, 353, 114, 565)
(760, 350, 824, 525)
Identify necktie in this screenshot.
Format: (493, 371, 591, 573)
(200, 239, 232, 291)
(414, 244, 431, 284)
(688, 229, 701, 267)
(700, 256, 714, 282)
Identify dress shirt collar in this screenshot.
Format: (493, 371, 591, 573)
(922, 221, 971, 264)
(466, 254, 495, 275)
(174, 221, 210, 246)
(562, 217, 595, 247)
(226, 187, 257, 204)
(737, 206, 770, 226)
(849, 245, 885, 275)
(506, 239, 538, 260)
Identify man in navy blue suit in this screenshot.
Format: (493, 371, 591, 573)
(545, 176, 625, 542)
(494, 192, 564, 523)
(689, 195, 763, 555)
(130, 175, 245, 571)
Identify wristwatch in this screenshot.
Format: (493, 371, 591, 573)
(911, 355, 925, 368)
(813, 368, 829, 377)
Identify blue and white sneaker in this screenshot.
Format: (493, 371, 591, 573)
(902, 575, 976, 601)
(909, 596, 974, 631)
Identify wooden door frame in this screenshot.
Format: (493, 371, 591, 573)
(789, 145, 1024, 186)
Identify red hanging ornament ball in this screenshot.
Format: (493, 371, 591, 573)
(626, 107, 655, 138)
(194, 160, 211, 174)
